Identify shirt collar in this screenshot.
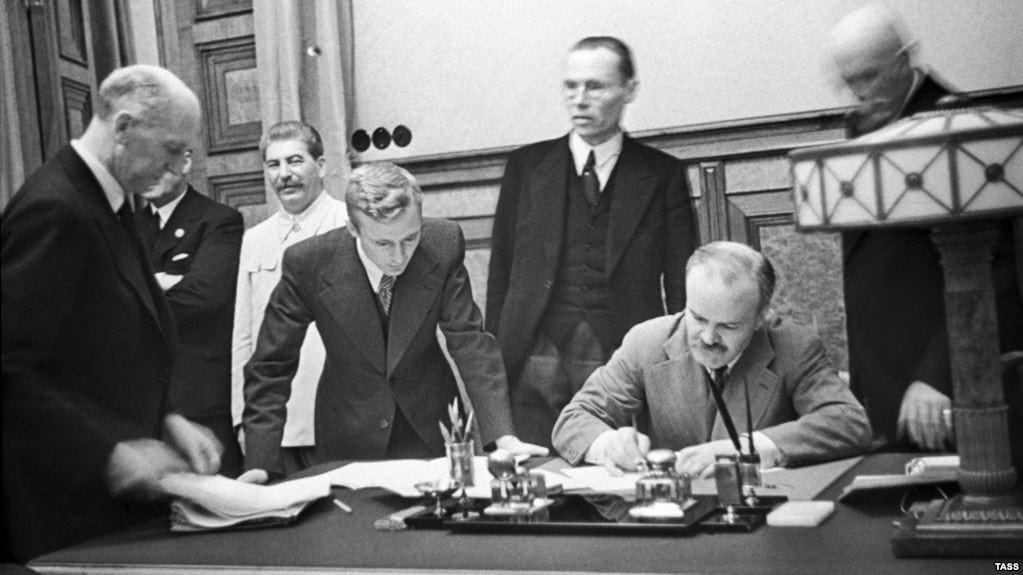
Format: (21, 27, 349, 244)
(152, 188, 188, 229)
(569, 130, 624, 175)
(274, 190, 331, 230)
(70, 139, 128, 213)
(356, 237, 387, 293)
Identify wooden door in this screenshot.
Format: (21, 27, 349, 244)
(15, 0, 123, 168)
(156, 0, 268, 228)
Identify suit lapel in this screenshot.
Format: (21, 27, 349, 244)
(717, 329, 778, 438)
(386, 245, 443, 376)
(647, 318, 713, 446)
(524, 138, 570, 270)
(606, 136, 658, 275)
(58, 148, 170, 343)
(317, 235, 387, 374)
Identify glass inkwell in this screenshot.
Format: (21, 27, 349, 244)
(483, 449, 550, 521)
(628, 449, 694, 521)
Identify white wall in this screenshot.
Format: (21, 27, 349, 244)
(349, 0, 1023, 161)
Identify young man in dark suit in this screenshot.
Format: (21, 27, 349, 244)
(242, 162, 545, 479)
(2, 65, 221, 562)
(829, 5, 1022, 452)
(138, 151, 245, 477)
(487, 37, 699, 449)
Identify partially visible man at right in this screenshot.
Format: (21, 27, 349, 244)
(828, 4, 1023, 452)
(231, 121, 348, 474)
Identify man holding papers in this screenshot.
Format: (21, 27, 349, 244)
(242, 162, 545, 478)
(552, 242, 871, 477)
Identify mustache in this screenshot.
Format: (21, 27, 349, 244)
(696, 341, 728, 353)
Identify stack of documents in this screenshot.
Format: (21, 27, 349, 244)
(160, 472, 332, 532)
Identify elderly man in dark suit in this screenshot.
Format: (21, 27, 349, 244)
(553, 242, 871, 476)
(138, 151, 245, 477)
(242, 162, 545, 479)
(2, 65, 221, 563)
(487, 36, 699, 449)
(829, 4, 1023, 452)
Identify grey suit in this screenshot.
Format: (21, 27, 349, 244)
(553, 313, 871, 466)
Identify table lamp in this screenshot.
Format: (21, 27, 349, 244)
(789, 100, 1023, 556)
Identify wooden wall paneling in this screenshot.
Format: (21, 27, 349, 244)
(55, 0, 87, 65)
(698, 161, 728, 243)
(60, 77, 91, 140)
(208, 170, 269, 229)
(157, 0, 261, 223)
(198, 36, 260, 153)
(9, 2, 43, 177)
(194, 0, 252, 21)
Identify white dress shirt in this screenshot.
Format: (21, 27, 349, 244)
(569, 130, 624, 192)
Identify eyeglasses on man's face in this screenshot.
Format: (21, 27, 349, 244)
(562, 80, 625, 100)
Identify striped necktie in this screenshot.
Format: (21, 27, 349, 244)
(378, 274, 395, 316)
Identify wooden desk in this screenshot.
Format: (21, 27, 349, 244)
(28, 454, 993, 575)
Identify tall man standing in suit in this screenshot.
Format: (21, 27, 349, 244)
(231, 121, 348, 474)
(138, 151, 245, 477)
(553, 242, 871, 476)
(2, 65, 221, 562)
(242, 162, 545, 478)
(487, 37, 699, 449)
(829, 5, 1022, 452)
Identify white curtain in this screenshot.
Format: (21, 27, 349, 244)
(253, 0, 354, 209)
(1, 1, 26, 211)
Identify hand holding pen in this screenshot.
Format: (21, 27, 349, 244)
(602, 415, 651, 474)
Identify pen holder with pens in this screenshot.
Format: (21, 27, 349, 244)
(446, 440, 475, 487)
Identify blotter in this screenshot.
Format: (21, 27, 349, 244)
(766, 501, 835, 527)
(160, 472, 332, 532)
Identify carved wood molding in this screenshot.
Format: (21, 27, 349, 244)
(197, 35, 260, 154)
(207, 170, 264, 208)
(194, 0, 252, 21)
(60, 77, 91, 141)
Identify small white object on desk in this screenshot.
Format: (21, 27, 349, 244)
(766, 501, 835, 527)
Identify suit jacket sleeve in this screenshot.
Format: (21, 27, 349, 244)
(759, 334, 872, 466)
(163, 207, 243, 326)
(242, 245, 313, 475)
(551, 331, 649, 464)
(440, 225, 516, 445)
(485, 151, 523, 334)
(662, 159, 697, 313)
(2, 195, 130, 491)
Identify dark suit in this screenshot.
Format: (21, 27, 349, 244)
(553, 314, 871, 466)
(243, 219, 515, 476)
(487, 134, 698, 446)
(1, 146, 174, 562)
(138, 187, 244, 476)
(842, 73, 1023, 449)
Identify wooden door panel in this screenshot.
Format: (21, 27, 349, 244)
(157, 0, 264, 227)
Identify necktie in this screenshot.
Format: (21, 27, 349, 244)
(138, 206, 160, 250)
(378, 275, 395, 317)
(707, 366, 740, 445)
(712, 366, 728, 394)
(581, 150, 600, 206)
(117, 201, 143, 254)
